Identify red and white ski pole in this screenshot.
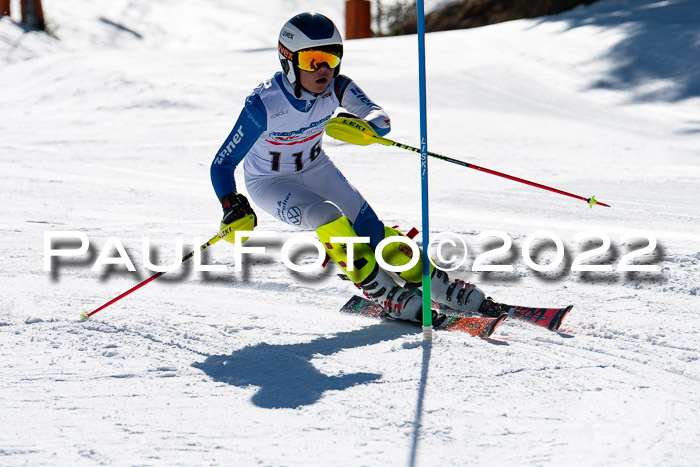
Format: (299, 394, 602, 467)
(80, 230, 225, 321)
(325, 116, 610, 208)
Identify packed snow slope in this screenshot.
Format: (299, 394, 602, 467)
(1, 0, 699, 465)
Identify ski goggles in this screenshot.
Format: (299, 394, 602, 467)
(296, 47, 342, 72)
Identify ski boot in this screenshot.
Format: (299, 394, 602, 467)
(317, 216, 423, 323)
(430, 270, 486, 316)
(356, 265, 423, 322)
(477, 298, 513, 318)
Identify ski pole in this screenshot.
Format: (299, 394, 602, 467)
(79, 215, 254, 321)
(325, 117, 610, 208)
(79, 233, 222, 321)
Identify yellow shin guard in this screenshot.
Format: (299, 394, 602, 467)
(380, 226, 433, 284)
(316, 217, 376, 284)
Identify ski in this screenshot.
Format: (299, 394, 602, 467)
(509, 304, 573, 332)
(472, 299, 573, 332)
(339, 295, 506, 338)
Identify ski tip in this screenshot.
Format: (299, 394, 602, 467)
(549, 305, 573, 332)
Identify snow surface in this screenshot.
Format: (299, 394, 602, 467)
(1, 0, 699, 465)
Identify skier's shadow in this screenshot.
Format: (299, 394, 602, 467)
(192, 323, 415, 409)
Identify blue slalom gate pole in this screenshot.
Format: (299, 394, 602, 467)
(416, 0, 432, 340)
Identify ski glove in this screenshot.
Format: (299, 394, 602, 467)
(336, 112, 360, 120)
(220, 192, 257, 227)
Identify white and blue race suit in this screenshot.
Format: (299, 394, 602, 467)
(210, 72, 392, 248)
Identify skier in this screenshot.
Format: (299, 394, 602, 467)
(210, 12, 486, 322)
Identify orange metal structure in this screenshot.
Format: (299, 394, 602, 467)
(345, 0, 372, 39)
(1, 0, 11, 17)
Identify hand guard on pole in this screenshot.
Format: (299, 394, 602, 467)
(219, 192, 257, 244)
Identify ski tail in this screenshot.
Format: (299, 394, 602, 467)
(340, 294, 386, 318)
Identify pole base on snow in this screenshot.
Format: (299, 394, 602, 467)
(422, 325, 434, 342)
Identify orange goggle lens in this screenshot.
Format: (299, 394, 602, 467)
(297, 49, 341, 72)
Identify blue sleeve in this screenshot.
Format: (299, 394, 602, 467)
(210, 93, 267, 199)
(367, 119, 390, 137)
(352, 202, 386, 249)
(333, 75, 352, 102)
(334, 74, 391, 137)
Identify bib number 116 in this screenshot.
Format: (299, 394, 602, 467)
(270, 140, 322, 172)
